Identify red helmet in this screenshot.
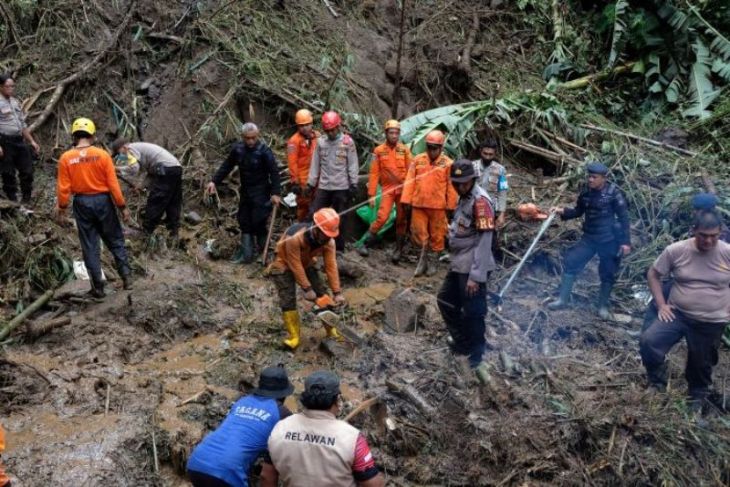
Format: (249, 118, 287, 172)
(322, 111, 341, 131)
(313, 208, 340, 237)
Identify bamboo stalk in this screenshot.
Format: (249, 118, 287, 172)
(508, 139, 583, 166)
(0, 290, 55, 341)
(580, 123, 697, 157)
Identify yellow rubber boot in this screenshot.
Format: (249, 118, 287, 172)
(323, 324, 342, 340)
(282, 310, 301, 350)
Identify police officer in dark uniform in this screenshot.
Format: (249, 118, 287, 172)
(206, 123, 281, 264)
(548, 162, 631, 319)
(438, 159, 496, 383)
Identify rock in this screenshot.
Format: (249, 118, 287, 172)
(137, 77, 155, 93)
(653, 127, 689, 149)
(185, 211, 203, 224)
(25, 233, 48, 245)
(383, 287, 427, 333)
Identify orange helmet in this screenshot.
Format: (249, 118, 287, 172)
(384, 119, 401, 131)
(295, 109, 313, 125)
(313, 208, 340, 237)
(425, 130, 445, 146)
(517, 203, 549, 221)
(321, 111, 341, 131)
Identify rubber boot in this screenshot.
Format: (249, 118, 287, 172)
(122, 274, 133, 291)
(357, 233, 375, 257)
(282, 310, 301, 350)
(89, 280, 105, 299)
(414, 247, 430, 277)
(597, 281, 613, 320)
(232, 234, 253, 264)
(646, 361, 668, 392)
(474, 362, 492, 386)
(426, 251, 439, 276)
(547, 273, 576, 310)
(323, 323, 342, 340)
(391, 235, 406, 263)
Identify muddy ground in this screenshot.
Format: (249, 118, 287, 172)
(1, 0, 729, 485)
(2, 192, 730, 486)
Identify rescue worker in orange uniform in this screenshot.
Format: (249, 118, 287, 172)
(0, 423, 9, 487)
(56, 118, 132, 298)
(287, 109, 319, 222)
(401, 130, 457, 276)
(358, 119, 412, 262)
(267, 208, 346, 350)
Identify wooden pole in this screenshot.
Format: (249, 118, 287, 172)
(261, 204, 279, 266)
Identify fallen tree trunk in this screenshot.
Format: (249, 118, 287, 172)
(25, 316, 71, 340)
(386, 379, 435, 417)
(0, 290, 55, 341)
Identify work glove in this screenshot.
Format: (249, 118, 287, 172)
(348, 184, 359, 201)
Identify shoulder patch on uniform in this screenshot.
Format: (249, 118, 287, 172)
(474, 197, 495, 231)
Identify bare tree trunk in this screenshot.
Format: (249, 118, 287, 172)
(391, 0, 408, 118)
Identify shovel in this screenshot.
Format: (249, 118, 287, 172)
(497, 211, 556, 303)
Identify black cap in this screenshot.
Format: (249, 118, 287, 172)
(586, 162, 608, 175)
(252, 366, 294, 399)
(450, 159, 477, 183)
(304, 370, 340, 396)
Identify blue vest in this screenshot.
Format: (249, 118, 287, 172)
(187, 395, 281, 487)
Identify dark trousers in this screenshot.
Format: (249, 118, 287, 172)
(640, 311, 726, 399)
(0, 136, 33, 202)
(143, 167, 182, 235)
(642, 280, 673, 332)
(187, 470, 234, 487)
(272, 267, 326, 312)
(238, 191, 273, 246)
(437, 272, 487, 367)
(73, 194, 131, 285)
(564, 237, 620, 284)
(310, 189, 349, 251)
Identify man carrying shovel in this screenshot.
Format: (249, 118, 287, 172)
(266, 208, 346, 350)
(548, 162, 631, 319)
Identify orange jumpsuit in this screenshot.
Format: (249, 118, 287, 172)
(0, 423, 9, 487)
(400, 152, 457, 252)
(287, 131, 319, 221)
(367, 142, 411, 236)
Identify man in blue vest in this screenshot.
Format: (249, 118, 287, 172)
(187, 366, 294, 487)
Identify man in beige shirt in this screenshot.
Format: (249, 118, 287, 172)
(640, 210, 730, 413)
(261, 371, 384, 487)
